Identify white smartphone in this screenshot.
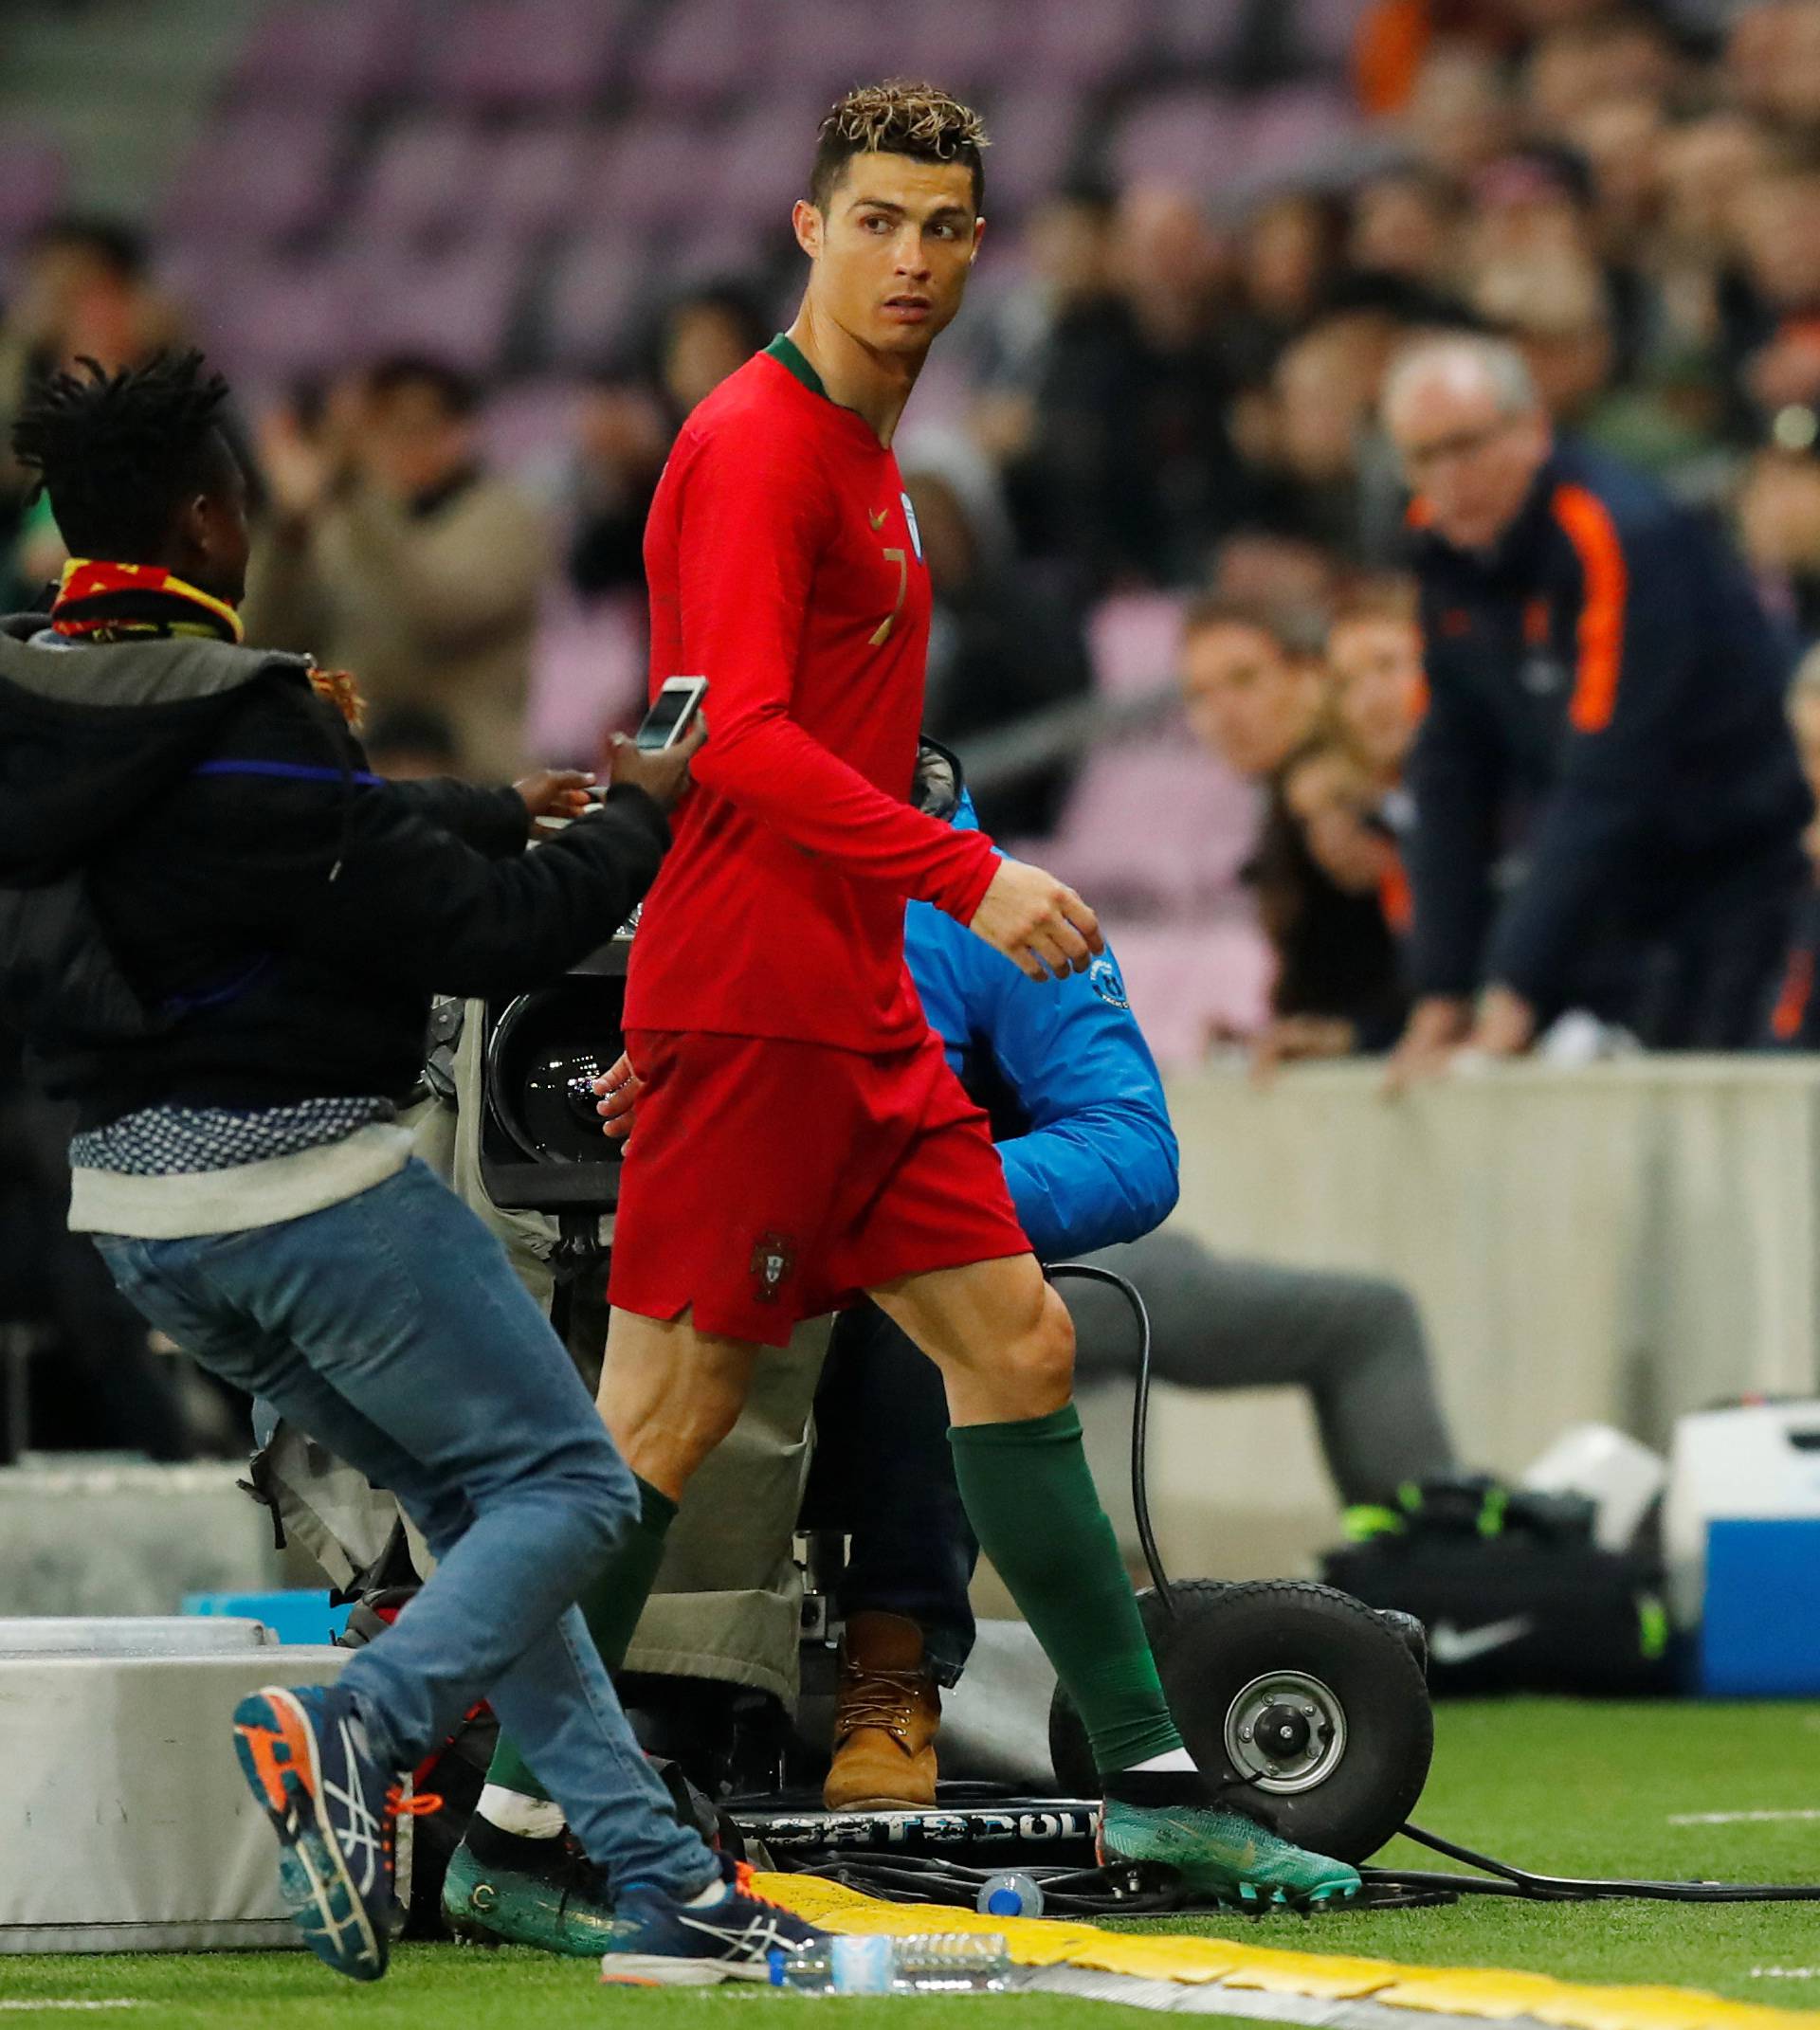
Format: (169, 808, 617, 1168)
(634, 676, 709, 752)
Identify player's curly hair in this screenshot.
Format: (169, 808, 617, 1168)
(10, 349, 232, 559)
(810, 81, 988, 213)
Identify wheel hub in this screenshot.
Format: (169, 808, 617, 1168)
(1225, 1670, 1347, 1793)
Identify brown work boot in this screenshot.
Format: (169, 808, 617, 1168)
(823, 1611, 941, 1811)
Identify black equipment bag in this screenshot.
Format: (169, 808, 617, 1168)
(1321, 1536, 1678, 1695)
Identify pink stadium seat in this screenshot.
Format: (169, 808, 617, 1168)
(1023, 4, 1152, 90)
(979, 89, 1085, 220)
(759, 0, 904, 100)
(359, 239, 527, 376)
(890, 0, 1016, 95)
(160, 115, 343, 246)
(587, 118, 721, 230)
(1242, 86, 1358, 184)
(1024, 740, 1263, 917)
(478, 127, 593, 240)
(527, 594, 650, 765)
(355, 120, 494, 246)
(712, 100, 828, 230)
(479, 378, 589, 477)
(630, 0, 761, 111)
(1110, 89, 1249, 192)
(0, 134, 64, 247)
(229, 0, 422, 106)
(543, 234, 651, 371)
(1102, 918, 1276, 1065)
(423, 0, 622, 110)
(193, 252, 365, 389)
(1298, 0, 1370, 71)
(1087, 591, 1187, 701)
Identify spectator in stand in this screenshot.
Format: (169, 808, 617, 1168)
(1383, 333, 1811, 1079)
(0, 218, 187, 606)
(568, 283, 771, 598)
(1002, 184, 1250, 588)
(1739, 433, 1820, 641)
(1732, 158, 1820, 428)
(1765, 643, 1820, 1044)
(1347, 164, 1467, 292)
(1328, 575, 1427, 795)
(246, 355, 547, 782)
(1179, 598, 1405, 1063)
(899, 448, 1093, 839)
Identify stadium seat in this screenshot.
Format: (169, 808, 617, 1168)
(478, 124, 595, 241)
(228, 0, 423, 109)
(355, 119, 495, 247)
(159, 114, 345, 248)
(421, 0, 625, 111)
(359, 238, 527, 377)
(541, 232, 652, 372)
(1028, 740, 1262, 917)
(629, 0, 762, 111)
(1110, 88, 1250, 193)
(1087, 590, 1188, 701)
(526, 593, 650, 764)
(977, 88, 1087, 221)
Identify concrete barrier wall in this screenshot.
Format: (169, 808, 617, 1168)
(1114, 1056, 1820, 1582)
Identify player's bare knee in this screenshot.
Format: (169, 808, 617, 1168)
(1001, 1288, 1076, 1405)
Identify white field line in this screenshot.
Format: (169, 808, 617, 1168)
(1667, 1807, 1820, 1825)
(1751, 1970, 1820, 1981)
(0, 2006, 143, 2014)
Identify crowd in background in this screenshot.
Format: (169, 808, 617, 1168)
(12, 0, 1820, 1449)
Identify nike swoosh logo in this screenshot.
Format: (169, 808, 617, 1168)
(868, 508, 887, 529)
(1428, 1616, 1534, 1665)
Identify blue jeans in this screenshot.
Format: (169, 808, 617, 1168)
(93, 1158, 712, 1898)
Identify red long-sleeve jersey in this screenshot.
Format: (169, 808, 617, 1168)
(624, 336, 1000, 1052)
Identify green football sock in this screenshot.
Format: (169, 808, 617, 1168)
(949, 1403, 1183, 1773)
(482, 1473, 680, 1805)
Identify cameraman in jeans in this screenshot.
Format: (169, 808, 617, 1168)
(0, 353, 821, 1986)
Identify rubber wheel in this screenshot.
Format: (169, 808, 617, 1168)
(1048, 1579, 1432, 1864)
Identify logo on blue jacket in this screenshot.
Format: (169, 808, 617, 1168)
(1088, 957, 1129, 1009)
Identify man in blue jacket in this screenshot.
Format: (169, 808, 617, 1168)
(808, 747, 1454, 1811)
(1381, 334, 1811, 1079)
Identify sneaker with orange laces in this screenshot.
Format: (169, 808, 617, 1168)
(231, 1683, 438, 1982)
(598, 1853, 828, 1985)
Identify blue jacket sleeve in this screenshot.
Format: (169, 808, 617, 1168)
(974, 941, 1181, 1260)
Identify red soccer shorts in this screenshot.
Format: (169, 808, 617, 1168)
(606, 1025, 1031, 1347)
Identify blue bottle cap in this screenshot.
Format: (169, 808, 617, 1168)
(986, 1888, 1022, 1916)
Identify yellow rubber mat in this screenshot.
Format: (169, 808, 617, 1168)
(756, 1871, 1820, 2030)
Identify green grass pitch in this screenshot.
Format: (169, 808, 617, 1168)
(6, 1698, 1820, 2028)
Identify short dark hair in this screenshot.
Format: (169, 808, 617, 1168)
(1182, 592, 1326, 661)
(810, 81, 987, 215)
(10, 350, 232, 560)
(365, 353, 478, 418)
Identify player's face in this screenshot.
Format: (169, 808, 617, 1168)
(797, 153, 983, 357)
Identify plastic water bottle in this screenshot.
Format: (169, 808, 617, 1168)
(769, 1933, 1011, 1993)
(976, 1871, 1044, 1919)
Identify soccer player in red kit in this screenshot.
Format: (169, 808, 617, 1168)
(454, 83, 1358, 1948)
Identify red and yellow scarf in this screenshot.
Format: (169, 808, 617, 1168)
(51, 558, 245, 643)
(50, 558, 364, 726)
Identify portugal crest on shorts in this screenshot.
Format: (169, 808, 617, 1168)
(750, 1231, 797, 1304)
